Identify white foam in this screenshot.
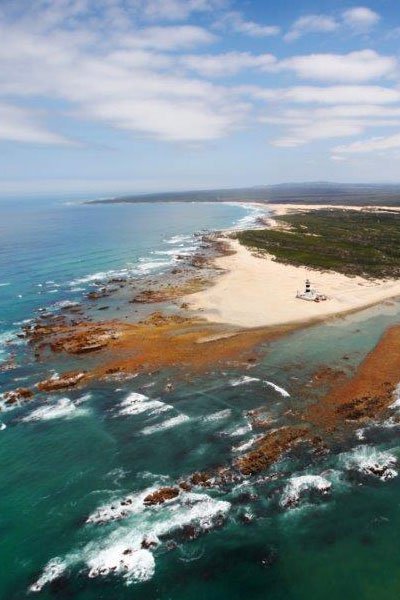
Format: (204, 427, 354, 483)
(22, 398, 89, 422)
(231, 434, 261, 453)
(32, 490, 230, 592)
(227, 422, 252, 437)
(69, 268, 129, 286)
(137, 259, 171, 273)
(0, 283, 10, 287)
(13, 318, 32, 326)
(85, 492, 229, 581)
(389, 383, 400, 409)
(141, 414, 189, 435)
(280, 475, 332, 508)
(153, 246, 196, 257)
(75, 393, 92, 405)
(229, 203, 268, 231)
(86, 487, 157, 524)
(356, 428, 366, 441)
(29, 557, 67, 593)
(165, 234, 193, 245)
(202, 409, 232, 423)
(0, 330, 17, 346)
(341, 445, 398, 481)
(229, 376, 260, 387)
(0, 423, 6, 431)
(264, 380, 290, 398)
(116, 392, 173, 417)
(87, 546, 155, 584)
(53, 300, 80, 309)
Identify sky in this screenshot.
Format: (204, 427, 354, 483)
(2, 0, 400, 197)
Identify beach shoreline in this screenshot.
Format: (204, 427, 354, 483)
(184, 204, 400, 329)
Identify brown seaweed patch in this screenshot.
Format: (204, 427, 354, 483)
(37, 371, 86, 392)
(2, 387, 33, 406)
(307, 324, 400, 429)
(143, 487, 180, 506)
(235, 426, 311, 476)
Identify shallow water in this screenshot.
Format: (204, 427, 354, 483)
(1, 198, 400, 599)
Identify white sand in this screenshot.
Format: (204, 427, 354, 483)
(185, 204, 400, 329)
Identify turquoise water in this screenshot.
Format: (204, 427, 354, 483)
(1, 199, 400, 599)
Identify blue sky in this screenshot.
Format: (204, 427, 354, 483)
(1, 0, 400, 197)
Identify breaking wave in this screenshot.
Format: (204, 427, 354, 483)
(340, 445, 398, 481)
(202, 409, 232, 423)
(165, 234, 194, 245)
(22, 398, 89, 422)
(264, 380, 290, 398)
(29, 558, 68, 593)
(31, 490, 230, 592)
(141, 414, 190, 435)
(115, 392, 173, 418)
(280, 474, 332, 509)
(229, 375, 260, 387)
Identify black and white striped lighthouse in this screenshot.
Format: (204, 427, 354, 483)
(305, 279, 311, 294)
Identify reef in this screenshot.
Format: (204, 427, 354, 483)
(143, 487, 180, 505)
(131, 278, 208, 304)
(309, 366, 347, 388)
(235, 426, 311, 475)
(20, 308, 294, 392)
(307, 324, 400, 430)
(37, 371, 86, 392)
(2, 387, 33, 406)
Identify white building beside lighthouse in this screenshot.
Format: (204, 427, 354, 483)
(296, 279, 327, 302)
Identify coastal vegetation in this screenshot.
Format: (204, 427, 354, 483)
(87, 183, 400, 206)
(236, 208, 400, 278)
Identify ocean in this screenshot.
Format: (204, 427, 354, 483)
(1, 197, 400, 600)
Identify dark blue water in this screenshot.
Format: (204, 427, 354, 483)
(2, 198, 400, 600)
(0, 199, 254, 342)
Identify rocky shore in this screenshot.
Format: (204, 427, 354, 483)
(3, 217, 400, 492)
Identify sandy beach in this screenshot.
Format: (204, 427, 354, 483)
(185, 204, 400, 329)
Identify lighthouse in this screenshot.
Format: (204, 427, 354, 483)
(296, 279, 327, 302)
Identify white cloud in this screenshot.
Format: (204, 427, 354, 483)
(272, 120, 365, 147)
(263, 103, 400, 147)
(284, 15, 338, 42)
(0, 0, 396, 156)
(252, 85, 400, 105)
(285, 7, 380, 42)
(181, 51, 276, 77)
(0, 103, 70, 144)
(124, 25, 216, 49)
(180, 49, 396, 82)
(334, 133, 400, 154)
(215, 11, 280, 37)
(279, 50, 396, 83)
(137, 0, 225, 21)
(0, 3, 249, 143)
(85, 97, 244, 141)
(342, 6, 380, 31)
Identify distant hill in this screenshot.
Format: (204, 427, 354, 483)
(86, 182, 400, 206)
